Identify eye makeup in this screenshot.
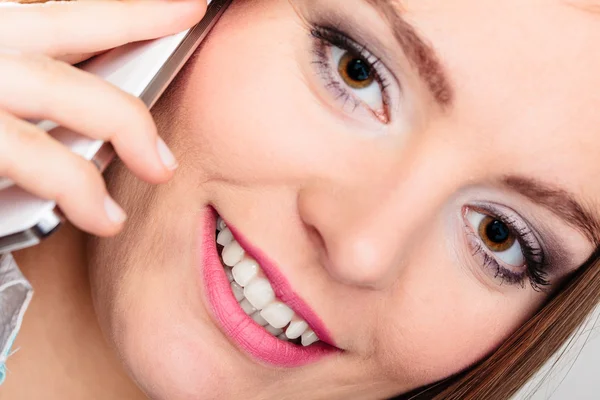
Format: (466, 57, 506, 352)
(309, 25, 396, 124)
(291, 1, 424, 129)
(463, 204, 550, 292)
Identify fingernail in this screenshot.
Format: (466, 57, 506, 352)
(104, 196, 127, 224)
(157, 137, 178, 171)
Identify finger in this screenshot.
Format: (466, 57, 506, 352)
(56, 50, 106, 65)
(0, 0, 207, 58)
(0, 110, 126, 237)
(0, 51, 177, 184)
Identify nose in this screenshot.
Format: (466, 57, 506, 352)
(297, 178, 417, 289)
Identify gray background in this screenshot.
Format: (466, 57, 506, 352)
(513, 306, 600, 399)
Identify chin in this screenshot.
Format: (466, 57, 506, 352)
(118, 312, 230, 400)
(90, 254, 231, 399)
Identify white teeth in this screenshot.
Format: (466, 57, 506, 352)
(217, 227, 234, 246)
(225, 267, 234, 282)
(230, 281, 245, 302)
(265, 325, 283, 336)
(285, 318, 309, 340)
(216, 220, 322, 346)
(222, 241, 245, 267)
(244, 278, 275, 310)
(260, 301, 294, 329)
(240, 299, 257, 315)
(217, 217, 227, 231)
(232, 258, 259, 287)
(301, 329, 319, 347)
(251, 311, 269, 326)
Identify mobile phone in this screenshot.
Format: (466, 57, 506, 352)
(0, 0, 232, 254)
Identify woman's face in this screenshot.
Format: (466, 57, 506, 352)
(89, 0, 600, 399)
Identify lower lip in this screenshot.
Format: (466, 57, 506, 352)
(199, 207, 336, 367)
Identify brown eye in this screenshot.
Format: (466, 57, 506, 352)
(338, 52, 375, 89)
(478, 216, 515, 252)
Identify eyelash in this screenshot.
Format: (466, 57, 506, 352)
(309, 25, 393, 120)
(466, 208, 550, 292)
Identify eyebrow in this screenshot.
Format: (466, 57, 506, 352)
(364, 0, 454, 106)
(502, 176, 600, 246)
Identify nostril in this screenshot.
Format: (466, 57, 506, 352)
(304, 223, 327, 255)
(297, 185, 398, 288)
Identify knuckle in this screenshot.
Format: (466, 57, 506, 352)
(18, 52, 71, 85)
(8, 52, 71, 97)
(30, 56, 79, 114)
(0, 116, 28, 176)
(12, 121, 46, 149)
(0, 53, 73, 115)
(32, 54, 70, 84)
(15, 52, 53, 73)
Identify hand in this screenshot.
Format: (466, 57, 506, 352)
(0, 0, 207, 236)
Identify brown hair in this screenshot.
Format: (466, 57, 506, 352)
(397, 250, 600, 400)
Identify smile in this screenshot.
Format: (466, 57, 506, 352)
(200, 208, 338, 367)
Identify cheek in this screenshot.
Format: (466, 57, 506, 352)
(380, 231, 542, 383)
(178, 5, 360, 187)
(182, 39, 306, 182)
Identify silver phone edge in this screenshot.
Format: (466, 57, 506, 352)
(139, 0, 233, 109)
(0, 0, 232, 255)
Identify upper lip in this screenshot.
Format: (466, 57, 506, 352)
(225, 222, 337, 348)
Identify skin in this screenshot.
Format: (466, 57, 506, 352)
(3, 0, 600, 399)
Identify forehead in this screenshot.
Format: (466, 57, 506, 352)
(400, 0, 600, 184)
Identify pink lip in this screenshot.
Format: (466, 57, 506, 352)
(200, 207, 338, 367)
